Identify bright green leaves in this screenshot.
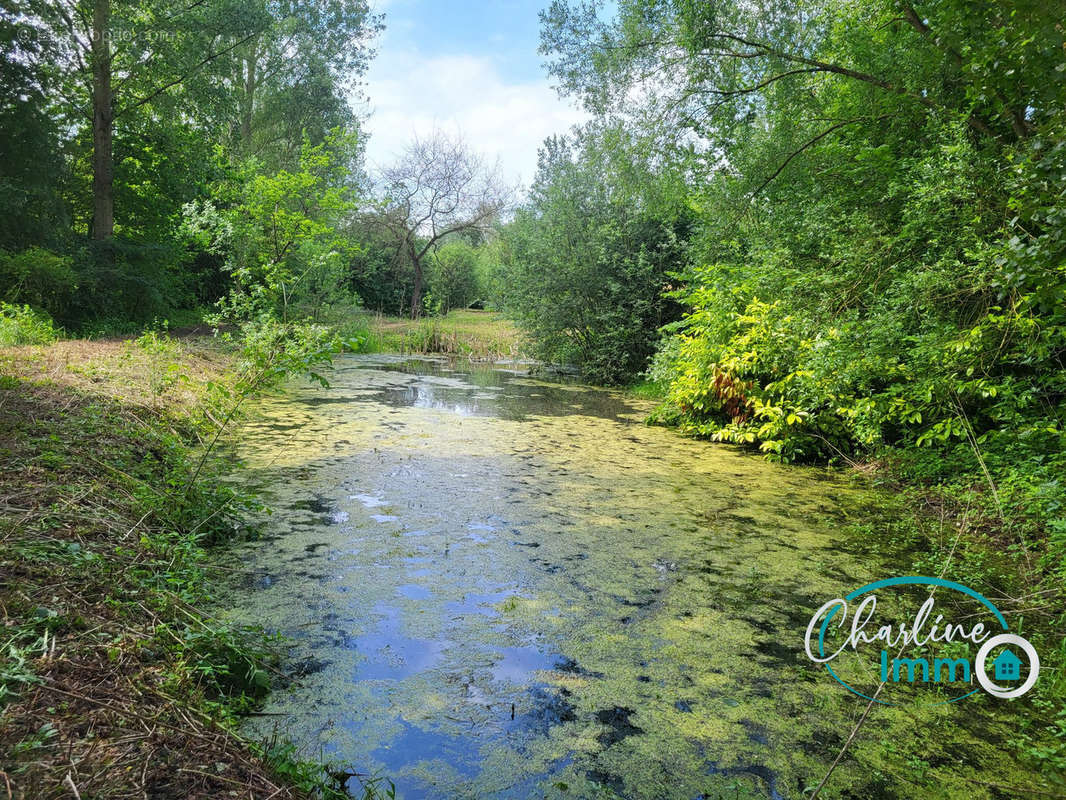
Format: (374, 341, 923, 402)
(189, 129, 359, 324)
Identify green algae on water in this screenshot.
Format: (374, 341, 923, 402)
(217, 356, 1041, 800)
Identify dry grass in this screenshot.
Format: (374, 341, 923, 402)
(0, 336, 231, 415)
(0, 337, 331, 800)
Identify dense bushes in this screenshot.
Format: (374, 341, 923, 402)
(498, 130, 690, 383)
(345, 228, 416, 315)
(514, 0, 1066, 613)
(0, 303, 60, 346)
(0, 249, 76, 319)
(0, 241, 208, 331)
(638, 64, 1064, 580)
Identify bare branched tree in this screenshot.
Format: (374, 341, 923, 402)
(375, 129, 512, 315)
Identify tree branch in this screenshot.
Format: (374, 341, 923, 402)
(115, 28, 262, 117)
(745, 113, 892, 201)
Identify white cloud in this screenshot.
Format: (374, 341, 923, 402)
(357, 47, 586, 189)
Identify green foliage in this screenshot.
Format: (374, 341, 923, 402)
(426, 239, 480, 314)
(0, 249, 76, 319)
(0, 303, 60, 346)
(539, 0, 1065, 573)
(228, 317, 348, 390)
(3, 0, 377, 330)
(191, 130, 360, 324)
(473, 234, 510, 310)
(110, 116, 230, 245)
(178, 627, 273, 701)
(230, 0, 380, 169)
(0, 14, 69, 251)
(498, 126, 690, 383)
(0, 637, 43, 708)
(67, 238, 191, 328)
(343, 224, 416, 315)
(257, 731, 396, 800)
(543, 0, 1066, 777)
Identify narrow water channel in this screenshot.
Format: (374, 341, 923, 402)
(219, 356, 1030, 800)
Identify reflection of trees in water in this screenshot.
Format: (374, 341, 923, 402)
(386, 384, 483, 417)
(377, 375, 636, 423)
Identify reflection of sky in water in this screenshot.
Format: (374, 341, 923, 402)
(217, 355, 1035, 800)
(340, 357, 642, 423)
(385, 383, 485, 416)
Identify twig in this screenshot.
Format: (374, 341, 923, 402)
(62, 772, 82, 800)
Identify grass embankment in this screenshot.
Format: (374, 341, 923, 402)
(0, 334, 361, 799)
(350, 309, 526, 360)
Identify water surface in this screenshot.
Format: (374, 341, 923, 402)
(220, 356, 1029, 800)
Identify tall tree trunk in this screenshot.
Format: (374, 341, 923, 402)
(409, 241, 423, 318)
(91, 0, 113, 240)
(240, 43, 258, 150)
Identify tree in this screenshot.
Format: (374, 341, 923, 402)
(539, 0, 1066, 478)
(426, 239, 479, 314)
(375, 130, 511, 316)
(19, 0, 378, 242)
(232, 0, 381, 165)
(0, 10, 69, 250)
(1, 0, 377, 331)
(499, 125, 691, 383)
(341, 221, 414, 315)
(185, 130, 359, 322)
(21, 0, 269, 240)
(540, 0, 1060, 151)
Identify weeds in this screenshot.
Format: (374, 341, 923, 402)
(353, 309, 525, 360)
(0, 302, 60, 346)
(0, 330, 381, 799)
(0, 638, 43, 708)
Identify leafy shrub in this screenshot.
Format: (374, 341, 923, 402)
(0, 303, 60, 346)
(499, 128, 690, 384)
(193, 131, 358, 325)
(0, 248, 76, 319)
(344, 227, 415, 316)
(68, 238, 189, 329)
(649, 113, 1066, 577)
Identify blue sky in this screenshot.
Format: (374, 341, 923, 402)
(357, 0, 587, 187)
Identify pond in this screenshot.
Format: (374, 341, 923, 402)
(218, 355, 1031, 800)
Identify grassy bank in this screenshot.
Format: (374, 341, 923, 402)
(0, 333, 378, 799)
(837, 463, 1066, 777)
(344, 309, 526, 360)
(0, 308, 519, 798)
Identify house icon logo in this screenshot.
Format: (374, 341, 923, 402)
(993, 649, 1022, 681)
(806, 577, 1041, 702)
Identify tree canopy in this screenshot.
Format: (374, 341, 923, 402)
(372, 130, 512, 315)
(1, 0, 378, 326)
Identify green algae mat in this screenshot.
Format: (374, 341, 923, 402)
(217, 356, 1041, 800)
